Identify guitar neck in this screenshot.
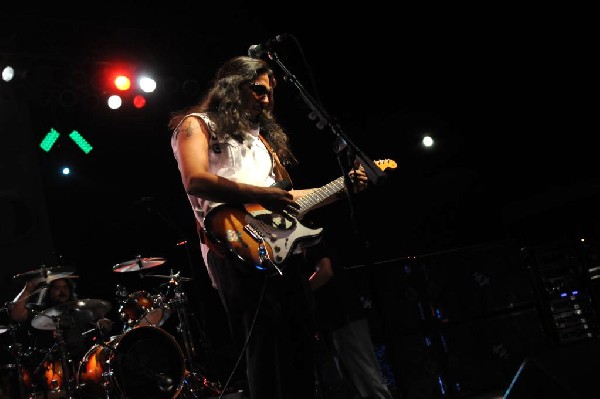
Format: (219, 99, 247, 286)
(294, 159, 397, 218)
(297, 176, 345, 217)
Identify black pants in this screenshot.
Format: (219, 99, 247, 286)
(207, 251, 317, 399)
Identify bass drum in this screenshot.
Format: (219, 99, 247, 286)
(77, 326, 185, 399)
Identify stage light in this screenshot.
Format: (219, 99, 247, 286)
(108, 95, 122, 109)
(69, 131, 93, 154)
(40, 128, 61, 152)
(100, 65, 157, 110)
(114, 75, 131, 91)
(2, 65, 15, 82)
(102, 64, 133, 92)
(133, 94, 147, 109)
(138, 76, 156, 93)
(40, 129, 92, 154)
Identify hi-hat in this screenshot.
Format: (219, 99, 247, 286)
(0, 326, 8, 335)
(13, 266, 77, 284)
(31, 299, 111, 330)
(25, 303, 47, 312)
(113, 257, 166, 273)
(145, 274, 193, 282)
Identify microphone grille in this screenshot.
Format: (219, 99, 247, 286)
(248, 44, 261, 58)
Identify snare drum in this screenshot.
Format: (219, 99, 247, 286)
(77, 326, 185, 399)
(118, 290, 170, 328)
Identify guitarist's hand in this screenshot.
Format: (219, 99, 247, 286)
(348, 163, 369, 193)
(259, 187, 301, 217)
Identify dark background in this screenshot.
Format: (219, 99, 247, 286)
(1, 3, 598, 398)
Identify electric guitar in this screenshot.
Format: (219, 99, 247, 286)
(203, 159, 397, 274)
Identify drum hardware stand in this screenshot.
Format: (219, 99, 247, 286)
(167, 270, 223, 398)
(114, 284, 132, 334)
(35, 316, 77, 399)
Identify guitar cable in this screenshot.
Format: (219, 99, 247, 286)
(216, 273, 268, 399)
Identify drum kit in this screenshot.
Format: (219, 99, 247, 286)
(0, 258, 223, 399)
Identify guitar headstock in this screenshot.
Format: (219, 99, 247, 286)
(375, 159, 398, 172)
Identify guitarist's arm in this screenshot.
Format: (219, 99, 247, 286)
(290, 162, 369, 209)
(174, 115, 300, 215)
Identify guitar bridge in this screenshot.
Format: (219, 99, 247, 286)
(243, 224, 264, 243)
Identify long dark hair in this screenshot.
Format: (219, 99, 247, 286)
(36, 278, 77, 308)
(168, 56, 297, 166)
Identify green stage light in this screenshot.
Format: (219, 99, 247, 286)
(69, 130, 93, 154)
(40, 128, 60, 152)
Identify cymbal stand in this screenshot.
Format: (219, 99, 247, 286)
(35, 316, 77, 399)
(31, 339, 59, 396)
(167, 271, 222, 398)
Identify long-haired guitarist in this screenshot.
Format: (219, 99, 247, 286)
(168, 55, 369, 399)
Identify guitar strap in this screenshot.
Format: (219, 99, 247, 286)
(258, 134, 293, 188)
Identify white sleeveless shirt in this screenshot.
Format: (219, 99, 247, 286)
(171, 113, 277, 282)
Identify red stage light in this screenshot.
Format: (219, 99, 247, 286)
(133, 94, 147, 109)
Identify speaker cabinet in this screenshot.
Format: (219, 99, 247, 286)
(370, 240, 548, 398)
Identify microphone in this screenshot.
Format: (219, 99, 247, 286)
(248, 34, 287, 58)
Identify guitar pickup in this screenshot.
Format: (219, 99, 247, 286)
(243, 224, 264, 243)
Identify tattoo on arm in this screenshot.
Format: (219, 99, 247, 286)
(181, 118, 206, 140)
(184, 123, 196, 138)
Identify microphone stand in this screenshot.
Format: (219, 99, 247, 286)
(265, 49, 387, 243)
(266, 49, 388, 188)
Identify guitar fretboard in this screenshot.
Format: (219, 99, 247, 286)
(295, 159, 396, 217)
(297, 176, 345, 217)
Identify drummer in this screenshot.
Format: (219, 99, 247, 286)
(11, 278, 75, 321)
(11, 278, 115, 355)
(10, 277, 116, 396)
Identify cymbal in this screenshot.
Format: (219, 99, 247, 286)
(12, 266, 77, 284)
(25, 303, 47, 312)
(0, 326, 7, 334)
(31, 299, 111, 330)
(145, 274, 193, 282)
(113, 257, 166, 273)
